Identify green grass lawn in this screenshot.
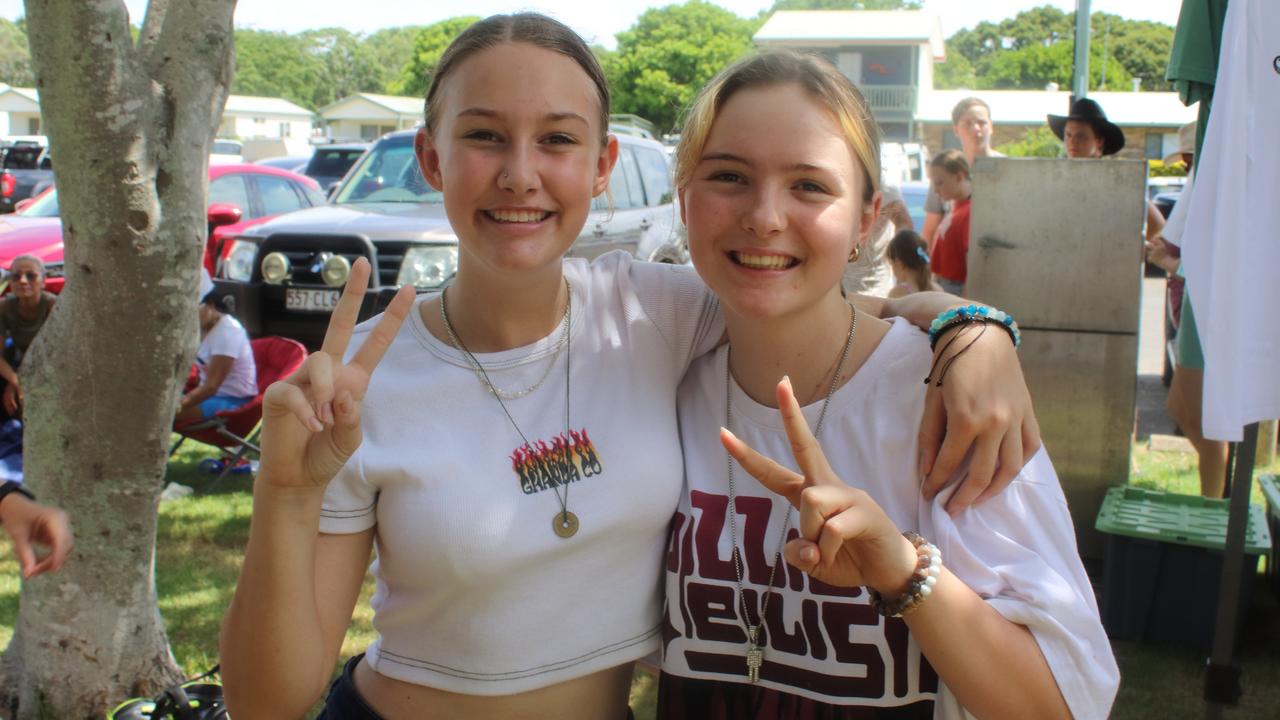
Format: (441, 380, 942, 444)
(1, 438, 1277, 718)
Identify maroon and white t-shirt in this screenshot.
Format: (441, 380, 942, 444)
(661, 320, 1119, 719)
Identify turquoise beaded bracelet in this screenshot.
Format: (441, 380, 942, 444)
(928, 304, 1021, 350)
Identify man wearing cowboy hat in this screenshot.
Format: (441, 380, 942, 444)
(1049, 97, 1165, 244)
(1047, 97, 1126, 158)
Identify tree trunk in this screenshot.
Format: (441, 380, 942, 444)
(1, 2, 235, 717)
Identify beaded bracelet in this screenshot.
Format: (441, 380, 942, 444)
(928, 305, 1021, 350)
(867, 531, 942, 618)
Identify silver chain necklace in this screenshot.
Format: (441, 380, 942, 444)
(440, 279, 579, 538)
(725, 303, 857, 683)
(443, 288, 571, 400)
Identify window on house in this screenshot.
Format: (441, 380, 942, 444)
(254, 117, 267, 125)
(360, 124, 379, 140)
(1144, 132, 1163, 160)
(27, 117, 40, 135)
(280, 123, 292, 138)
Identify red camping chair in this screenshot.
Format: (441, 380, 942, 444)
(170, 336, 308, 489)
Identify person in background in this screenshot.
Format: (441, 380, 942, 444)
(0, 480, 72, 579)
(841, 179, 912, 297)
(887, 229, 940, 297)
(1048, 97, 1165, 245)
(0, 255, 56, 418)
(927, 150, 972, 296)
(922, 97, 1002, 250)
(1144, 122, 1227, 497)
(176, 269, 257, 423)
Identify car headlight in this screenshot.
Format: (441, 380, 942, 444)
(396, 246, 457, 288)
(321, 254, 351, 287)
(261, 252, 291, 285)
(222, 240, 258, 282)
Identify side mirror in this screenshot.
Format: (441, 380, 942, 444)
(207, 203, 243, 228)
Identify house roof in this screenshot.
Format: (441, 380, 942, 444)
(319, 93, 422, 119)
(755, 11, 946, 60)
(917, 89, 1198, 128)
(223, 95, 312, 117)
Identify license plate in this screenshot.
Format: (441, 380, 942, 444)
(285, 288, 340, 312)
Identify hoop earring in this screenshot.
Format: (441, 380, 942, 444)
(849, 245, 860, 262)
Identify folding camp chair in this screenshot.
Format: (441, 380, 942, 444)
(171, 336, 307, 489)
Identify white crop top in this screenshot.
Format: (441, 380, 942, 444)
(320, 252, 722, 695)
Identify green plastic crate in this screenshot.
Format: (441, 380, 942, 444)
(1095, 486, 1271, 554)
(1261, 475, 1280, 594)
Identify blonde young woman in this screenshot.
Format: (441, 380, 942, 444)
(221, 15, 1043, 720)
(658, 51, 1118, 719)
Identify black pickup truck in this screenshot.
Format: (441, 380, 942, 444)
(0, 141, 55, 214)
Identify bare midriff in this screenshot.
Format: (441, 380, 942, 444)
(352, 656, 635, 719)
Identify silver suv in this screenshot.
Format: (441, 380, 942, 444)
(215, 129, 683, 348)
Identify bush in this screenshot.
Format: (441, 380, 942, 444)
(996, 126, 1063, 158)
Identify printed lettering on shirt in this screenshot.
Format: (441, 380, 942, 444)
(510, 428, 604, 495)
(663, 490, 939, 705)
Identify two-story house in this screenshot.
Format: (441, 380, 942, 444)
(753, 10, 946, 141)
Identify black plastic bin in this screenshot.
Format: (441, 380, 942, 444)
(1095, 486, 1272, 651)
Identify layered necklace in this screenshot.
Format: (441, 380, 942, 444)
(724, 303, 857, 683)
(440, 279, 579, 538)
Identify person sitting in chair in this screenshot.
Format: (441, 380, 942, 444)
(176, 270, 257, 423)
(0, 255, 57, 418)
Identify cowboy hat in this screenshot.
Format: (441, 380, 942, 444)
(1047, 98, 1125, 156)
(1163, 121, 1196, 165)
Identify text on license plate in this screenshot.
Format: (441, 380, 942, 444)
(285, 288, 340, 312)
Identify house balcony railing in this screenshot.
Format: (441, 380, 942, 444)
(860, 84, 916, 115)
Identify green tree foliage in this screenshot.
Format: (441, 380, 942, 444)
(995, 126, 1062, 157)
(298, 28, 383, 109)
(365, 26, 427, 93)
(769, 0, 921, 10)
(937, 6, 1172, 92)
(609, 1, 760, 133)
(0, 18, 34, 86)
(233, 29, 324, 109)
(390, 17, 482, 98)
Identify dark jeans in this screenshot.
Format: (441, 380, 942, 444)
(316, 655, 385, 720)
(317, 654, 637, 720)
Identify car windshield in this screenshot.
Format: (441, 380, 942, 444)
(307, 148, 366, 178)
(20, 188, 59, 217)
(332, 134, 441, 205)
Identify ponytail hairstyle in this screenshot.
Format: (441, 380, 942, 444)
(886, 229, 932, 293)
(423, 13, 611, 146)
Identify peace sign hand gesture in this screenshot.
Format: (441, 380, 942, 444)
(721, 377, 919, 596)
(257, 258, 416, 490)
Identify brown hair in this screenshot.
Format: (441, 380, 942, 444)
(886, 229, 931, 292)
(930, 148, 969, 178)
(674, 50, 880, 203)
(423, 13, 611, 144)
(950, 97, 992, 127)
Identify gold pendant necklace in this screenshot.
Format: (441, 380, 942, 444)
(441, 280, 578, 538)
(724, 304, 857, 683)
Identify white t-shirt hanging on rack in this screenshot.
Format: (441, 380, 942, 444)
(1179, 0, 1280, 441)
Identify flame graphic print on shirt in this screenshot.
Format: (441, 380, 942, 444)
(510, 428, 604, 495)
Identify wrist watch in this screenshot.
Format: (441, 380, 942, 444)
(0, 480, 35, 512)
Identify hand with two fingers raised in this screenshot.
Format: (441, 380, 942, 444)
(721, 376, 920, 597)
(257, 257, 416, 491)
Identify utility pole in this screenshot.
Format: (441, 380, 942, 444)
(1071, 0, 1092, 102)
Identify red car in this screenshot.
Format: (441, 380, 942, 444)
(0, 163, 325, 293)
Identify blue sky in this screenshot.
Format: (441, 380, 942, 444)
(0, 0, 1182, 50)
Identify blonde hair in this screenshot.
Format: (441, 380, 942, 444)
(674, 50, 880, 202)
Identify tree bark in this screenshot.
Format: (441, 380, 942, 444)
(1, 1, 235, 717)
